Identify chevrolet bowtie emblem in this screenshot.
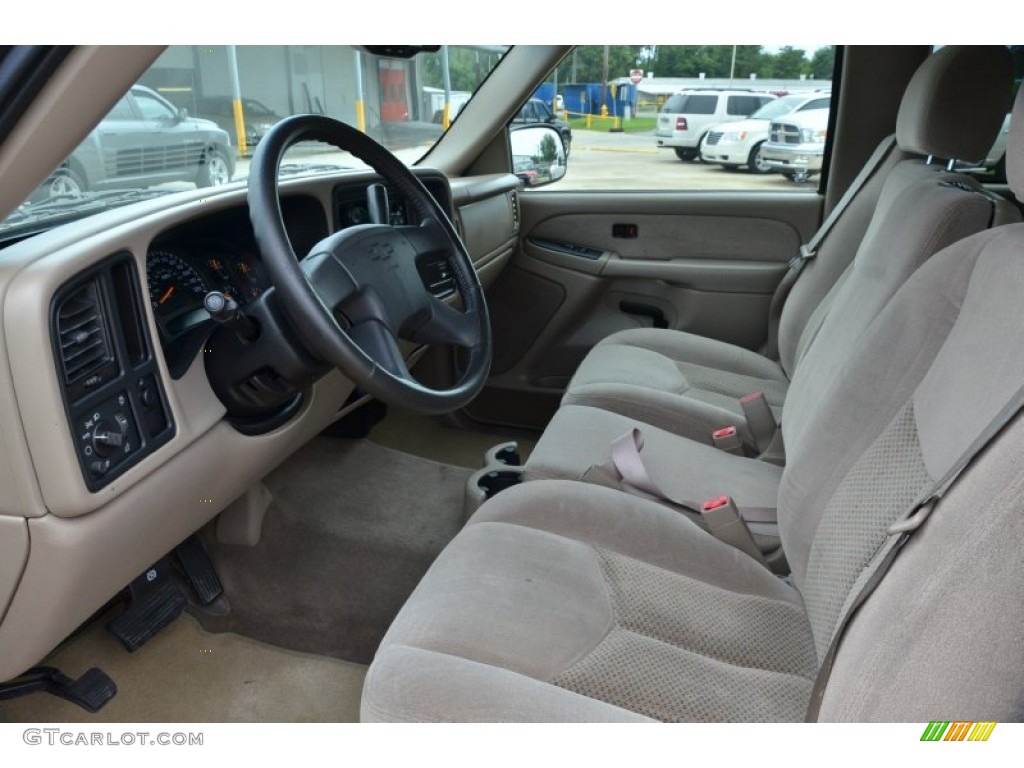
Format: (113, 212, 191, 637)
(369, 242, 394, 262)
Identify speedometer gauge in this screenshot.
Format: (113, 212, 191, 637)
(147, 250, 208, 321)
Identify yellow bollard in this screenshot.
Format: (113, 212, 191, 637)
(586, 114, 592, 128)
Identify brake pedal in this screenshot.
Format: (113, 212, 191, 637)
(0, 666, 117, 713)
(106, 560, 187, 652)
(174, 535, 223, 605)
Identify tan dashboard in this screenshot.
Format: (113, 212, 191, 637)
(0, 169, 520, 681)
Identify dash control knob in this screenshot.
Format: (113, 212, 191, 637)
(92, 413, 129, 458)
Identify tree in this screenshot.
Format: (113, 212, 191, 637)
(535, 133, 559, 165)
(810, 47, 836, 80)
(767, 46, 808, 79)
(560, 46, 644, 83)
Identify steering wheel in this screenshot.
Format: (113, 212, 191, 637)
(246, 115, 491, 415)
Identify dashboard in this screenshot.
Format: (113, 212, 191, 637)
(0, 166, 521, 683)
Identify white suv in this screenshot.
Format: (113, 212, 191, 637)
(654, 89, 776, 161)
(700, 92, 832, 173)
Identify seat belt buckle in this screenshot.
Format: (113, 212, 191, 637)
(739, 392, 778, 454)
(700, 496, 768, 566)
(711, 426, 744, 455)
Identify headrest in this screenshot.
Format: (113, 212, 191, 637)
(1007, 86, 1024, 199)
(896, 46, 1012, 163)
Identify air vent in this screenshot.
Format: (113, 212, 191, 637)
(56, 280, 113, 385)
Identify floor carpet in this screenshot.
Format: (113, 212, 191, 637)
(369, 407, 537, 469)
(0, 614, 365, 723)
(196, 438, 471, 664)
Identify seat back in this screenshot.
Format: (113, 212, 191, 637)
(779, 86, 1024, 721)
(776, 46, 1013, 379)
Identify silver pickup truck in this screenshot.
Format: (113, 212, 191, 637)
(765, 107, 1012, 183)
(760, 106, 829, 182)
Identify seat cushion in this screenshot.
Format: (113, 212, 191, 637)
(362, 480, 817, 723)
(525, 404, 782, 524)
(562, 328, 789, 447)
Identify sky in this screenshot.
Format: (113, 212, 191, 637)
(6, 2, 1017, 44)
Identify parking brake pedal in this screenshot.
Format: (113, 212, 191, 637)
(0, 666, 117, 712)
(174, 535, 223, 605)
(106, 560, 187, 652)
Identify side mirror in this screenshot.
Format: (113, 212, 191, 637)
(176, 107, 189, 122)
(509, 125, 567, 188)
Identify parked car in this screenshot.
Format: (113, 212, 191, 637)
(701, 92, 831, 173)
(511, 98, 572, 154)
(34, 85, 234, 200)
(192, 96, 286, 149)
(655, 88, 776, 161)
(760, 106, 830, 182)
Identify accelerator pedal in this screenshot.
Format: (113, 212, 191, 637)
(0, 666, 117, 712)
(174, 535, 223, 606)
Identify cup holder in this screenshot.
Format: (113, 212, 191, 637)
(464, 464, 525, 519)
(483, 441, 522, 469)
(478, 468, 523, 498)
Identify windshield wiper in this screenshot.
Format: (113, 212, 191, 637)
(0, 188, 171, 237)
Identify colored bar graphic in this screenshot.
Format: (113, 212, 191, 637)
(921, 721, 996, 742)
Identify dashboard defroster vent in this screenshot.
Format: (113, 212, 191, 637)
(56, 280, 114, 386)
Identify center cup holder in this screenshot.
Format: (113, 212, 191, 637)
(478, 468, 523, 498)
(484, 441, 522, 468)
(464, 442, 527, 518)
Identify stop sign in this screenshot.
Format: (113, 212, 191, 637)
(629, 69, 643, 84)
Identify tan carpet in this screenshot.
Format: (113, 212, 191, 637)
(0, 614, 365, 723)
(369, 407, 537, 469)
(196, 438, 470, 664)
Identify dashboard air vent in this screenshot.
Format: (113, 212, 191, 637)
(56, 280, 113, 385)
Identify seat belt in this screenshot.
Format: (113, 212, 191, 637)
(582, 428, 778, 525)
(763, 135, 899, 360)
(805, 382, 1024, 721)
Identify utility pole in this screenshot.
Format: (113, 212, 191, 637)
(601, 45, 609, 109)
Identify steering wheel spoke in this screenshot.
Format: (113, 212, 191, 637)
(408, 297, 481, 348)
(348, 319, 410, 380)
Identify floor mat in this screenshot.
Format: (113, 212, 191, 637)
(197, 438, 471, 664)
(0, 614, 365, 723)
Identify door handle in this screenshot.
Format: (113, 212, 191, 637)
(619, 301, 668, 329)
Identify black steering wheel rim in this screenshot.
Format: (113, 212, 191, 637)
(247, 114, 491, 414)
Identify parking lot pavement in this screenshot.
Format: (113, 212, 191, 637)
(219, 129, 814, 195)
(560, 129, 810, 192)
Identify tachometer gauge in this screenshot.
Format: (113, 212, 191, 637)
(147, 250, 208, 322)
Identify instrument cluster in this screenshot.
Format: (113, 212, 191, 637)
(146, 243, 269, 337)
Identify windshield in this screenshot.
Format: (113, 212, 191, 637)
(751, 94, 810, 119)
(1, 45, 509, 237)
